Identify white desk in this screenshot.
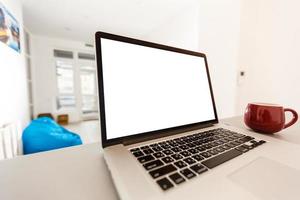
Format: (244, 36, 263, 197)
(0, 116, 299, 200)
(0, 143, 119, 200)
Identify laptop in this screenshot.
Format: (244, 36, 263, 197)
(95, 32, 300, 200)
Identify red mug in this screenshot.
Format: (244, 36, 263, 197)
(244, 103, 298, 134)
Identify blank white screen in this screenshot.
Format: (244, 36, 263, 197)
(101, 38, 215, 139)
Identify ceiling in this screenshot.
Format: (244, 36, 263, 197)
(21, 0, 196, 43)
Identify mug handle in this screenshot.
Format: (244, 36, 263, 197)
(283, 108, 298, 129)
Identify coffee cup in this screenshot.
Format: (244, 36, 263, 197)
(244, 103, 298, 134)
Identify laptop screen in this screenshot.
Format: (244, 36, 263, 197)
(97, 33, 217, 145)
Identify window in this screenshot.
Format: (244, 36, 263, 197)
(54, 49, 74, 59)
(56, 60, 76, 109)
(80, 65, 98, 114)
(78, 52, 95, 60)
(54, 49, 98, 118)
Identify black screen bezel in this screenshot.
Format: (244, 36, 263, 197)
(95, 31, 218, 148)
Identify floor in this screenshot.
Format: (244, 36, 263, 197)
(64, 120, 101, 144)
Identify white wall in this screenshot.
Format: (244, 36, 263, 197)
(197, 0, 241, 118)
(237, 0, 300, 114)
(144, 6, 200, 51)
(30, 35, 95, 122)
(145, 0, 241, 118)
(0, 0, 29, 128)
(29, 1, 241, 124)
(27, 0, 300, 124)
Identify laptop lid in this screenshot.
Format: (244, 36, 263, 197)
(95, 32, 218, 148)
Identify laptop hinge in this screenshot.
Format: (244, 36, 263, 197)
(123, 123, 215, 146)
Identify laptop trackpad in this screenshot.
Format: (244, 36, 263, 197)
(229, 157, 300, 200)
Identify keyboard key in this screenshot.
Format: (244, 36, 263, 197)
(152, 146, 163, 152)
(258, 140, 266, 145)
(162, 156, 174, 164)
(192, 154, 204, 161)
(221, 144, 231, 150)
(150, 143, 158, 147)
(226, 143, 236, 148)
(138, 155, 155, 163)
(186, 143, 196, 148)
(157, 177, 174, 191)
(202, 149, 242, 169)
(235, 133, 246, 138)
(210, 141, 219, 147)
(158, 141, 167, 146)
(168, 143, 177, 148)
(176, 141, 185, 145)
(153, 152, 165, 158)
(200, 152, 212, 158)
(161, 144, 172, 150)
(240, 136, 254, 143)
(141, 145, 150, 150)
(218, 146, 228, 151)
(183, 157, 196, 165)
(133, 151, 144, 157)
(241, 144, 253, 150)
(130, 148, 140, 152)
(180, 151, 191, 157)
(180, 168, 196, 179)
(213, 135, 221, 140)
(174, 160, 187, 169)
(171, 154, 183, 160)
(143, 149, 154, 155)
(188, 148, 199, 154)
(235, 146, 249, 153)
(215, 140, 224, 145)
(249, 140, 260, 147)
(215, 147, 225, 153)
(230, 141, 240, 146)
(169, 173, 185, 185)
(162, 149, 173, 155)
(206, 143, 213, 149)
(231, 135, 241, 139)
(196, 144, 209, 151)
(179, 145, 189, 150)
(234, 140, 243, 145)
(183, 138, 192, 143)
(149, 164, 177, 179)
(207, 149, 218, 155)
(196, 146, 206, 152)
(144, 160, 164, 170)
(228, 136, 236, 141)
(193, 141, 203, 146)
(190, 163, 208, 174)
(171, 147, 182, 153)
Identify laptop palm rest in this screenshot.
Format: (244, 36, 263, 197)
(229, 157, 300, 200)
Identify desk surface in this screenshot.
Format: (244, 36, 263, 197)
(0, 116, 299, 200)
(0, 142, 119, 200)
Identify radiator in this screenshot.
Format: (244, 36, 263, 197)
(0, 122, 22, 160)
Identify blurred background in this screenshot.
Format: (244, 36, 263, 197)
(0, 0, 299, 157)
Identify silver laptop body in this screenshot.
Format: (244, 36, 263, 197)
(95, 32, 300, 200)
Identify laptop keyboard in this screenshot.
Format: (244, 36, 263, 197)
(129, 128, 266, 191)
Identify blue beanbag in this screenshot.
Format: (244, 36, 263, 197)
(22, 117, 82, 154)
